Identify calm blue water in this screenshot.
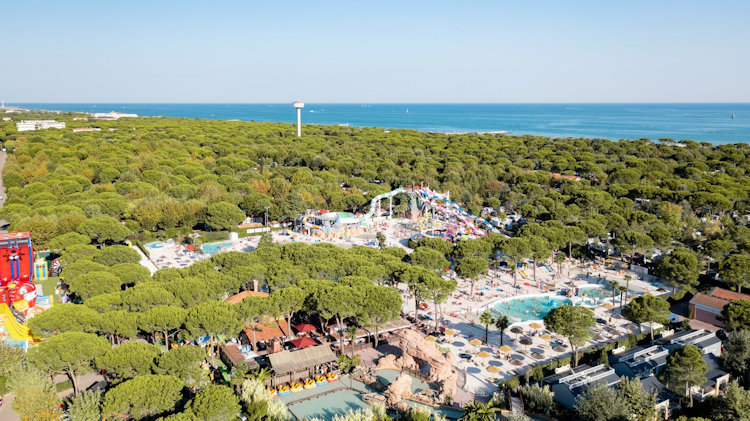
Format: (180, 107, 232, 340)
(10, 103, 750, 144)
(492, 295, 575, 322)
(201, 240, 233, 255)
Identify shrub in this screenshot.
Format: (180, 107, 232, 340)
(522, 383, 555, 416)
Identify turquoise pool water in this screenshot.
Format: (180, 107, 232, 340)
(288, 388, 370, 420)
(492, 295, 575, 322)
(579, 285, 614, 305)
(404, 400, 465, 419)
(281, 375, 462, 420)
(376, 369, 434, 394)
(201, 240, 233, 255)
(144, 241, 166, 249)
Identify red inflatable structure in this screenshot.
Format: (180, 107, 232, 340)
(0, 232, 34, 286)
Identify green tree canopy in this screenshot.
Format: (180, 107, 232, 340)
(719, 254, 750, 294)
(664, 344, 707, 406)
(622, 294, 671, 340)
(28, 331, 111, 395)
(187, 384, 241, 421)
(102, 374, 185, 420)
(657, 248, 700, 296)
(96, 342, 160, 382)
(720, 299, 750, 331)
(543, 305, 595, 366)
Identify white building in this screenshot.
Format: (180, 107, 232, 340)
(72, 127, 102, 132)
(92, 111, 138, 120)
(16, 120, 66, 132)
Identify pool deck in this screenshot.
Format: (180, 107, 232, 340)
(396, 260, 672, 395)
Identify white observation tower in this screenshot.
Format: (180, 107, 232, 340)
(292, 99, 304, 137)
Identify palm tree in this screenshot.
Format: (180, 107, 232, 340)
(459, 401, 499, 421)
(608, 280, 619, 306)
(479, 310, 494, 344)
(250, 367, 271, 383)
(624, 274, 632, 304)
(554, 252, 566, 274)
(346, 325, 359, 357)
(618, 286, 627, 310)
(495, 314, 510, 346)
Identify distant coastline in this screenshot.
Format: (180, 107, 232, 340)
(6, 103, 750, 144)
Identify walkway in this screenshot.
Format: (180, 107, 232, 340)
(130, 244, 158, 274)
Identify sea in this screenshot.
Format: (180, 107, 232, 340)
(10, 103, 750, 145)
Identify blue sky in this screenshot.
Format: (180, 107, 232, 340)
(2, 1, 749, 103)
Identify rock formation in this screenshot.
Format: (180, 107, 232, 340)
(385, 372, 413, 405)
(398, 329, 455, 382)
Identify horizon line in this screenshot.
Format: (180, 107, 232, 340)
(6, 101, 750, 105)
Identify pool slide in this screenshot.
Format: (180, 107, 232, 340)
(364, 187, 405, 218)
(415, 187, 501, 236)
(542, 264, 553, 273)
(520, 270, 529, 279)
(0, 303, 34, 342)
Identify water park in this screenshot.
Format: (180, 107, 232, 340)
(299, 185, 501, 242)
(0, 231, 54, 350)
(128, 186, 676, 417)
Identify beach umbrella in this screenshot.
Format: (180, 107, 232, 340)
(499, 345, 512, 353)
(486, 365, 501, 373)
(477, 351, 491, 358)
(531, 352, 544, 360)
(444, 328, 457, 336)
(539, 334, 553, 341)
(510, 359, 524, 366)
(529, 322, 543, 329)
(519, 338, 533, 352)
(592, 334, 605, 342)
(469, 338, 482, 346)
(603, 303, 614, 309)
(553, 345, 566, 354)
(425, 335, 437, 342)
(510, 327, 523, 340)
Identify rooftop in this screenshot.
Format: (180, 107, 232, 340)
(709, 287, 750, 301)
(690, 293, 730, 311)
(225, 290, 269, 304)
(268, 344, 336, 374)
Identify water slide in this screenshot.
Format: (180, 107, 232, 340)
(302, 187, 406, 232)
(364, 187, 405, 218)
(542, 264, 553, 274)
(0, 303, 34, 342)
(415, 187, 502, 236)
(520, 270, 530, 279)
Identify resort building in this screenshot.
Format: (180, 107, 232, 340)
(640, 375, 680, 419)
(16, 120, 65, 131)
(92, 111, 138, 119)
(268, 344, 337, 386)
(695, 354, 731, 402)
(72, 127, 102, 132)
(689, 287, 750, 328)
(659, 329, 722, 357)
(610, 345, 669, 378)
(542, 364, 621, 410)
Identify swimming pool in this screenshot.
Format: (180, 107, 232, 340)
(376, 369, 434, 394)
(578, 285, 614, 305)
(491, 295, 575, 322)
(288, 388, 370, 420)
(201, 240, 234, 255)
(144, 241, 166, 249)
